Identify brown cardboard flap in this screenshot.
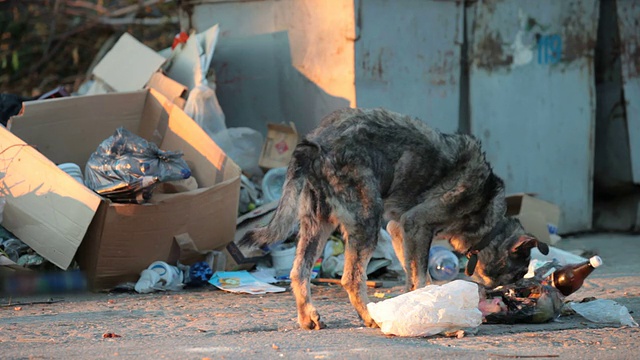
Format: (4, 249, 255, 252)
(506, 193, 561, 244)
(0, 123, 101, 270)
(146, 71, 188, 109)
(173, 233, 226, 271)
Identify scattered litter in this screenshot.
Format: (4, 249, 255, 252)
(568, 299, 639, 327)
(208, 270, 286, 295)
(367, 280, 482, 337)
(373, 292, 388, 299)
(530, 245, 588, 267)
(134, 261, 185, 294)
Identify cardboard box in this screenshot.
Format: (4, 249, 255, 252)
(224, 201, 278, 271)
(1, 89, 241, 290)
(258, 123, 299, 170)
(506, 193, 561, 245)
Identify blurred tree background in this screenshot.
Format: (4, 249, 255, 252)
(0, 0, 180, 97)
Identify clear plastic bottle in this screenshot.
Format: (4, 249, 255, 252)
(428, 246, 460, 282)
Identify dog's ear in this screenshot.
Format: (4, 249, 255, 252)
(511, 235, 547, 256)
(442, 185, 466, 204)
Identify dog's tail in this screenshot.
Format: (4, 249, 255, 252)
(238, 139, 320, 249)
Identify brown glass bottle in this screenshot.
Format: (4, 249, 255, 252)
(550, 256, 603, 296)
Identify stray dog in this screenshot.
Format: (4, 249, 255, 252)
(240, 108, 548, 330)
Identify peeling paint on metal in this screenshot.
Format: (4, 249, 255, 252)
(474, 32, 513, 71)
(617, 0, 640, 183)
(469, 0, 599, 232)
(561, 2, 598, 64)
(511, 9, 535, 67)
(355, 0, 463, 133)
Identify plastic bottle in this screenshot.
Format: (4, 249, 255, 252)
(428, 246, 460, 282)
(262, 167, 287, 203)
(550, 256, 603, 296)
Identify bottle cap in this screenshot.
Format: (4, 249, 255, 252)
(589, 256, 603, 268)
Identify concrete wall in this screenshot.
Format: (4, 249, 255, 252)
(181, 0, 356, 137)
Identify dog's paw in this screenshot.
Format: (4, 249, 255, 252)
(299, 309, 326, 330)
(364, 318, 379, 329)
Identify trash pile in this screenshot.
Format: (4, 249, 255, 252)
(0, 4, 637, 340)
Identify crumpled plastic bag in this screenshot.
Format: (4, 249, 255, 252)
(211, 127, 264, 177)
(367, 280, 483, 337)
(84, 127, 191, 204)
(184, 82, 227, 137)
(568, 299, 639, 327)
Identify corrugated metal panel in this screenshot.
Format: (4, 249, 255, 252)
(355, 0, 464, 133)
(617, 0, 640, 184)
(181, 0, 355, 137)
(469, 0, 599, 233)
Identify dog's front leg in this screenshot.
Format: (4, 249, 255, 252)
(399, 205, 440, 291)
(290, 221, 334, 330)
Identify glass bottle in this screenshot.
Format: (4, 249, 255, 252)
(550, 256, 603, 296)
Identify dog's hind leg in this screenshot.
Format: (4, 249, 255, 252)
(340, 218, 382, 328)
(290, 199, 335, 330)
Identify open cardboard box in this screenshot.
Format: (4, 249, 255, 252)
(0, 89, 241, 290)
(506, 193, 561, 245)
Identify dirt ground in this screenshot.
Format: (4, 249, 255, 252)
(1, 232, 639, 360)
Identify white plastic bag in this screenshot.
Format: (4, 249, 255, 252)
(568, 299, 639, 327)
(367, 280, 483, 337)
(184, 82, 227, 137)
(211, 127, 264, 177)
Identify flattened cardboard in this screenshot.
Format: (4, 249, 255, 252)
(506, 193, 561, 244)
(6, 89, 241, 290)
(259, 123, 299, 170)
(224, 201, 279, 271)
(91, 33, 167, 93)
(0, 125, 101, 270)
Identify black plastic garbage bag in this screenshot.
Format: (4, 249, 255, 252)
(85, 127, 191, 204)
(0, 93, 34, 126)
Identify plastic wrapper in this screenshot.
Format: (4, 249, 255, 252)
(482, 261, 565, 324)
(85, 127, 191, 204)
(367, 280, 483, 337)
(568, 299, 639, 327)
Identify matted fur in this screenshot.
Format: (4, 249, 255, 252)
(240, 108, 545, 330)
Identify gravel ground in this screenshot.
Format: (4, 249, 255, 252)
(1, 233, 638, 359)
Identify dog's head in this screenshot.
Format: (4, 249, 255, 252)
(467, 217, 549, 288)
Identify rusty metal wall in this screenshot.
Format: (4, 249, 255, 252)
(468, 0, 600, 233)
(354, 0, 464, 133)
(180, 0, 356, 137)
(617, 0, 640, 184)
